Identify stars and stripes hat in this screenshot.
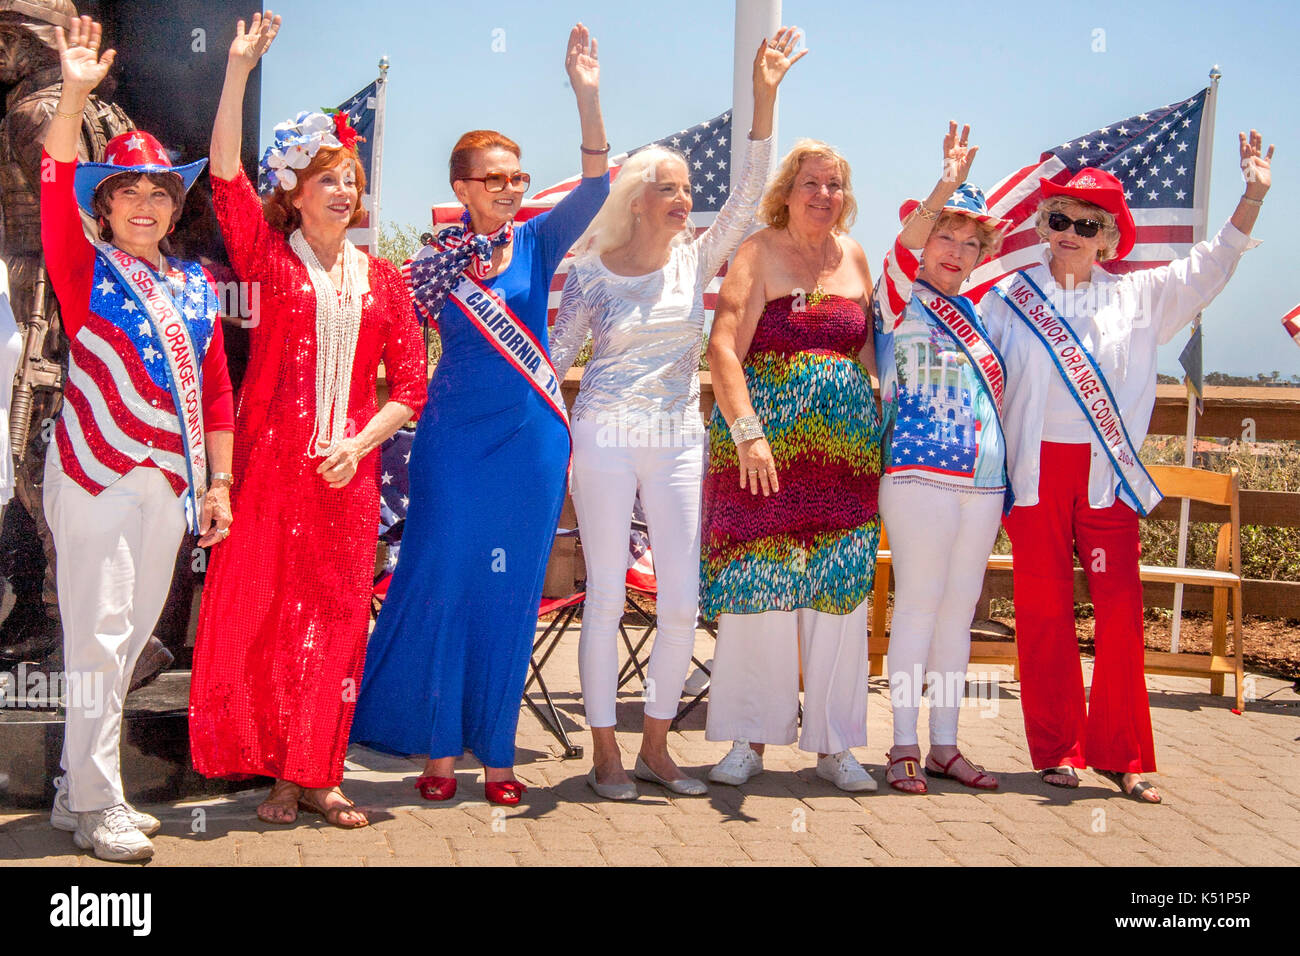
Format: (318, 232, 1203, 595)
(74, 130, 208, 216)
(899, 183, 1011, 234)
(1038, 167, 1136, 261)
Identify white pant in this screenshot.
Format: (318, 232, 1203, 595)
(878, 477, 1002, 747)
(44, 444, 185, 812)
(570, 416, 703, 727)
(705, 603, 869, 754)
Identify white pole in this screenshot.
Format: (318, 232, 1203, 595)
(370, 55, 390, 251)
(1170, 65, 1221, 654)
(730, 0, 781, 187)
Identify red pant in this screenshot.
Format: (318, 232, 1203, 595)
(1002, 442, 1156, 774)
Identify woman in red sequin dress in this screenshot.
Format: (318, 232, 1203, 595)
(188, 14, 427, 827)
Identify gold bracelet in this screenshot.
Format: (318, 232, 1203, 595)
(915, 202, 941, 222)
(54, 106, 82, 120)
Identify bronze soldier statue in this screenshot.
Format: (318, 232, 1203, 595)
(0, 0, 140, 666)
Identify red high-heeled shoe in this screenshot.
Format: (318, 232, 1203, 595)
(415, 774, 457, 801)
(484, 780, 527, 806)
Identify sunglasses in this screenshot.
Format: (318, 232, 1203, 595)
(1047, 211, 1104, 239)
(460, 172, 531, 193)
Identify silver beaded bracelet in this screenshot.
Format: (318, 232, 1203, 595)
(730, 415, 765, 445)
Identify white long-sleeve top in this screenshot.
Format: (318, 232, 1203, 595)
(978, 220, 1259, 511)
(548, 135, 774, 435)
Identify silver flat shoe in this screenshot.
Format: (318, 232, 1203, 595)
(586, 767, 638, 801)
(634, 755, 708, 796)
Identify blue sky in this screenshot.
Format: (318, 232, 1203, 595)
(256, 0, 1299, 377)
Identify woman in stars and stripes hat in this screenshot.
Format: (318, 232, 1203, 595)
(979, 132, 1273, 804)
(871, 123, 1011, 795)
(39, 15, 235, 862)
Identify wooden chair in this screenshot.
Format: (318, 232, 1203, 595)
(869, 466, 1247, 710)
(868, 526, 1019, 680)
(1141, 465, 1245, 710)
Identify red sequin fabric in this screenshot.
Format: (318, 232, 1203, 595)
(188, 168, 428, 787)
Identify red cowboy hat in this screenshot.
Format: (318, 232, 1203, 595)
(1039, 167, 1135, 262)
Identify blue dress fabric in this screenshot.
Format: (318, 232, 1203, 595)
(352, 174, 608, 767)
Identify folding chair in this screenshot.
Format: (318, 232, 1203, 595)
(523, 527, 587, 758)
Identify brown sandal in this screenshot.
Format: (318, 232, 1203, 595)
(926, 751, 999, 790)
(298, 787, 369, 828)
(256, 780, 303, 824)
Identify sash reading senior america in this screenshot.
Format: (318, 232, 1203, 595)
(913, 279, 1013, 508)
(94, 241, 208, 531)
(992, 271, 1163, 516)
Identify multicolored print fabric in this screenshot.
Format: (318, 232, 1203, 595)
(700, 294, 882, 618)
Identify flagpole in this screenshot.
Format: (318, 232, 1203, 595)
(370, 55, 390, 251)
(1171, 65, 1221, 653)
(730, 0, 781, 193)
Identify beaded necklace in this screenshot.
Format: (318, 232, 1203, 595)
(290, 229, 365, 458)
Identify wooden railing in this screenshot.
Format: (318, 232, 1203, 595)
(549, 375, 1299, 618)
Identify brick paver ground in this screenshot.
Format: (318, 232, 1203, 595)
(2, 626, 1297, 866)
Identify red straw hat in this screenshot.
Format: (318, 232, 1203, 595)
(1039, 167, 1135, 261)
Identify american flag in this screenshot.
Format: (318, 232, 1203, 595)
(1285, 302, 1300, 348)
(336, 79, 385, 253)
(963, 87, 1211, 302)
(432, 109, 735, 322)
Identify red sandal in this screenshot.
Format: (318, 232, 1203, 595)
(885, 750, 928, 795)
(415, 774, 457, 801)
(926, 751, 999, 790)
(484, 780, 527, 806)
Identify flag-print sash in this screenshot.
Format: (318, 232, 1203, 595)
(992, 271, 1162, 515)
(95, 241, 208, 531)
(914, 281, 1013, 509)
(446, 273, 570, 432)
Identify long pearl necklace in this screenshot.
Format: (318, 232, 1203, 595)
(290, 229, 364, 458)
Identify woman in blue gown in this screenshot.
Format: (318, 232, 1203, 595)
(351, 24, 609, 805)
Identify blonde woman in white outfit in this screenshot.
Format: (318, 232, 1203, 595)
(550, 27, 804, 799)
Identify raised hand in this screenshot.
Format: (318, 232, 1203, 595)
(565, 23, 599, 98)
(752, 26, 807, 98)
(229, 10, 281, 74)
(1239, 129, 1273, 197)
(941, 121, 978, 187)
(54, 15, 115, 99)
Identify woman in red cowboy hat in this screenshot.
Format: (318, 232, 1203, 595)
(979, 133, 1274, 803)
(188, 11, 427, 829)
(40, 15, 235, 861)
(873, 122, 1012, 794)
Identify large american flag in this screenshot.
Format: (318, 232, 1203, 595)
(963, 87, 1211, 302)
(432, 109, 735, 322)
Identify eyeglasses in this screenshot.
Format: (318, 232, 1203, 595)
(460, 172, 531, 193)
(1047, 211, 1104, 239)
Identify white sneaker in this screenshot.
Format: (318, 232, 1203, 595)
(816, 750, 878, 792)
(683, 659, 713, 697)
(708, 739, 763, 785)
(51, 776, 160, 836)
(73, 804, 155, 862)
(72, 806, 154, 863)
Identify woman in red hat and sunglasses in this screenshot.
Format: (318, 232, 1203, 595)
(40, 15, 235, 861)
(980, 133, 1273, 803)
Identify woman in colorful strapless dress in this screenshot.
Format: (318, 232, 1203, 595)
(701, 139, 883, 793)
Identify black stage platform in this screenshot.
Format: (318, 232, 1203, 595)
(0, 669, 264, 810)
